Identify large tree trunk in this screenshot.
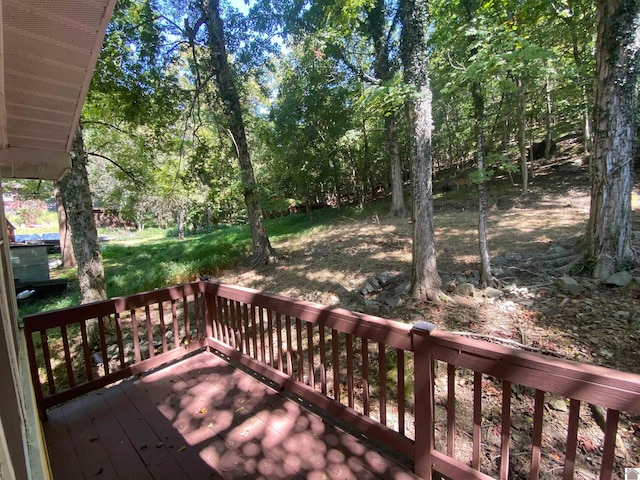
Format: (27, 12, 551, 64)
(60, 127, 107, 306)
(59, 126, 107, 346)
(54, 183, 75, 268)
(586, 0, 640, 279)
(200, 0, 273, 267)
(401, 0, 441, 301)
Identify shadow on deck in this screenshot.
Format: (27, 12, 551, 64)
(44, 351, 418, 480)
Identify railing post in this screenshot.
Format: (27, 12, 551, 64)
(412, 321, 436, 479)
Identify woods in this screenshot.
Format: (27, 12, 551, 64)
(41, 0, 638, 301)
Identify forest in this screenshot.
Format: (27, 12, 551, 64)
(5, 0, 638, 306)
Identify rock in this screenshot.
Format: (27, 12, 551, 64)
(395, 282, 411, 296)
(604, 271, 633, 288)
(378, 271, 399, 286)
(454, 283, 476, 296)
(363, 299, 381, 314)
(385, 296, 404, 308)
(484, 287, 504, 299)
(614, 310, 631, 320)
(554, 276, 583, 295)
(548, 399, 568, 412)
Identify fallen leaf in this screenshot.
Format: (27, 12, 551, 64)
(178, 445, 186, 452)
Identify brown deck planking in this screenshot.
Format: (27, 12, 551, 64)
(44, 351, 419, 479)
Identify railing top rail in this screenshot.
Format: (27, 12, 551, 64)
(428, 330, 640, 415)
(206, 281, 413, 350)
(23, 281, 206, 332)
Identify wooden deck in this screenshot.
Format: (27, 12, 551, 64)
(43, 351, 419, 480)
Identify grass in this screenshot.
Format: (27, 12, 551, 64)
(16, 196, 392, 318)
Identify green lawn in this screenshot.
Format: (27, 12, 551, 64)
(16, 198, 389, 317)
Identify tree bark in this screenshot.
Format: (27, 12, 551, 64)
(586, 0, 640, 279)
(516, 77, 528, 194)
(199, 0, 273, 266)
(59, 126, 107, 346)
(54, 183, 75, 268)
(60, 127, 107, 305)
(401, 0, 441, 301)
(367, 0, 405, 216)
(462, 0, 493, 288)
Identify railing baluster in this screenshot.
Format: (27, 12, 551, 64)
(24, 330, 46, 419)
(224, 298, 233, 348)
(267, 309, 274, 368)
(195, 293, 202, 339)
(234, 301, 242, 351)
(563, 398, 580, 480)
(447, 363, 456, 457)
(599, 408, 620, 480)
(211, 295, 220, 340)
(306, 321, 314, 388)
(530, 389, 545, 480)
(397, 348, 405, 435)
(259, 307, 266, 363)
(131, 309, 141, 364)
(500, 380, 512, 480)
(183, 295, 190, 344)
(115, 312, 125, 368)
(158, 303, 168, 353)
(243, 303, 251, 355)
(379, 342, 386, 426)
(61, 324, 74, 387)
(80, 321, 93, 380)
(144, 305, 154, 359)
(41, 330, 55, 395)
(171, 300, 179, 348)
(332, 329, 340, 402)
(285, 315, 293, 376)
(251, 306, 258, 359)
(296, 318, 304, 382)
(98, 316, 109, 374)
(473, 371, 482, 470)
(276, 313, 284, 372)
(319, 324, 327, 395)
(346, 333, 354, 408)
(362, 337, 369, 416)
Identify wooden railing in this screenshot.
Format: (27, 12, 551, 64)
(24, 280, 640, 479)
(23, 282, 208, 418)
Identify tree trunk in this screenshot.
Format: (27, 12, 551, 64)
(517, 79, 529, 195)
(516, 78, 528, 194)
(59, 126, 107, 345)
(54, 183, 75, 268)
(200, 0, 273, 267)
(463, 0, 492, 288)
(387, 114, 406, 216)
(586, 0, 640, 279)
(401, 0, 441, 301)
(544, 72, 553, 159)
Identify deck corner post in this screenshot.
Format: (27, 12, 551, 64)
(411, 321, 435, 479)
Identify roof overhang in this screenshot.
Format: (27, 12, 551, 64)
(0, 0, 117, 181)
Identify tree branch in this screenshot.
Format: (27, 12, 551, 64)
(87, 152, 140, 186)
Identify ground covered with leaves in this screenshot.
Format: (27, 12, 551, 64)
(218, 143, 640, 478)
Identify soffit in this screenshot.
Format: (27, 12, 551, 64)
(0, 0, 116, 181)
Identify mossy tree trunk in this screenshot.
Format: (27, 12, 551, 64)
(586, 0, 640, 279)
(401, 0, 441, 301)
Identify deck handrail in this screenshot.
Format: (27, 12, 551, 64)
(23, 280, 640, 479)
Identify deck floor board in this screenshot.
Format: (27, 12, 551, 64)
(43, 351, 419, 479)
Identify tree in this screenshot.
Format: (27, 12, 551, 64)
(54, 184, 75, 268)
(586, 0, 640, 279)
(401, 0, 441, 301)
(59, 127, 108, 308)
(187, 0, 275, 267)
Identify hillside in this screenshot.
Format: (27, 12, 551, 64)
(219, 139, 640, 376)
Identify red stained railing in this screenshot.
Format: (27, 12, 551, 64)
(24, 280, 640, 479)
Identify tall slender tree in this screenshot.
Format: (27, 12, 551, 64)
(187, 0, 274, 266)
(401, 0, 441, 301)
(586, 0, 640, 279)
